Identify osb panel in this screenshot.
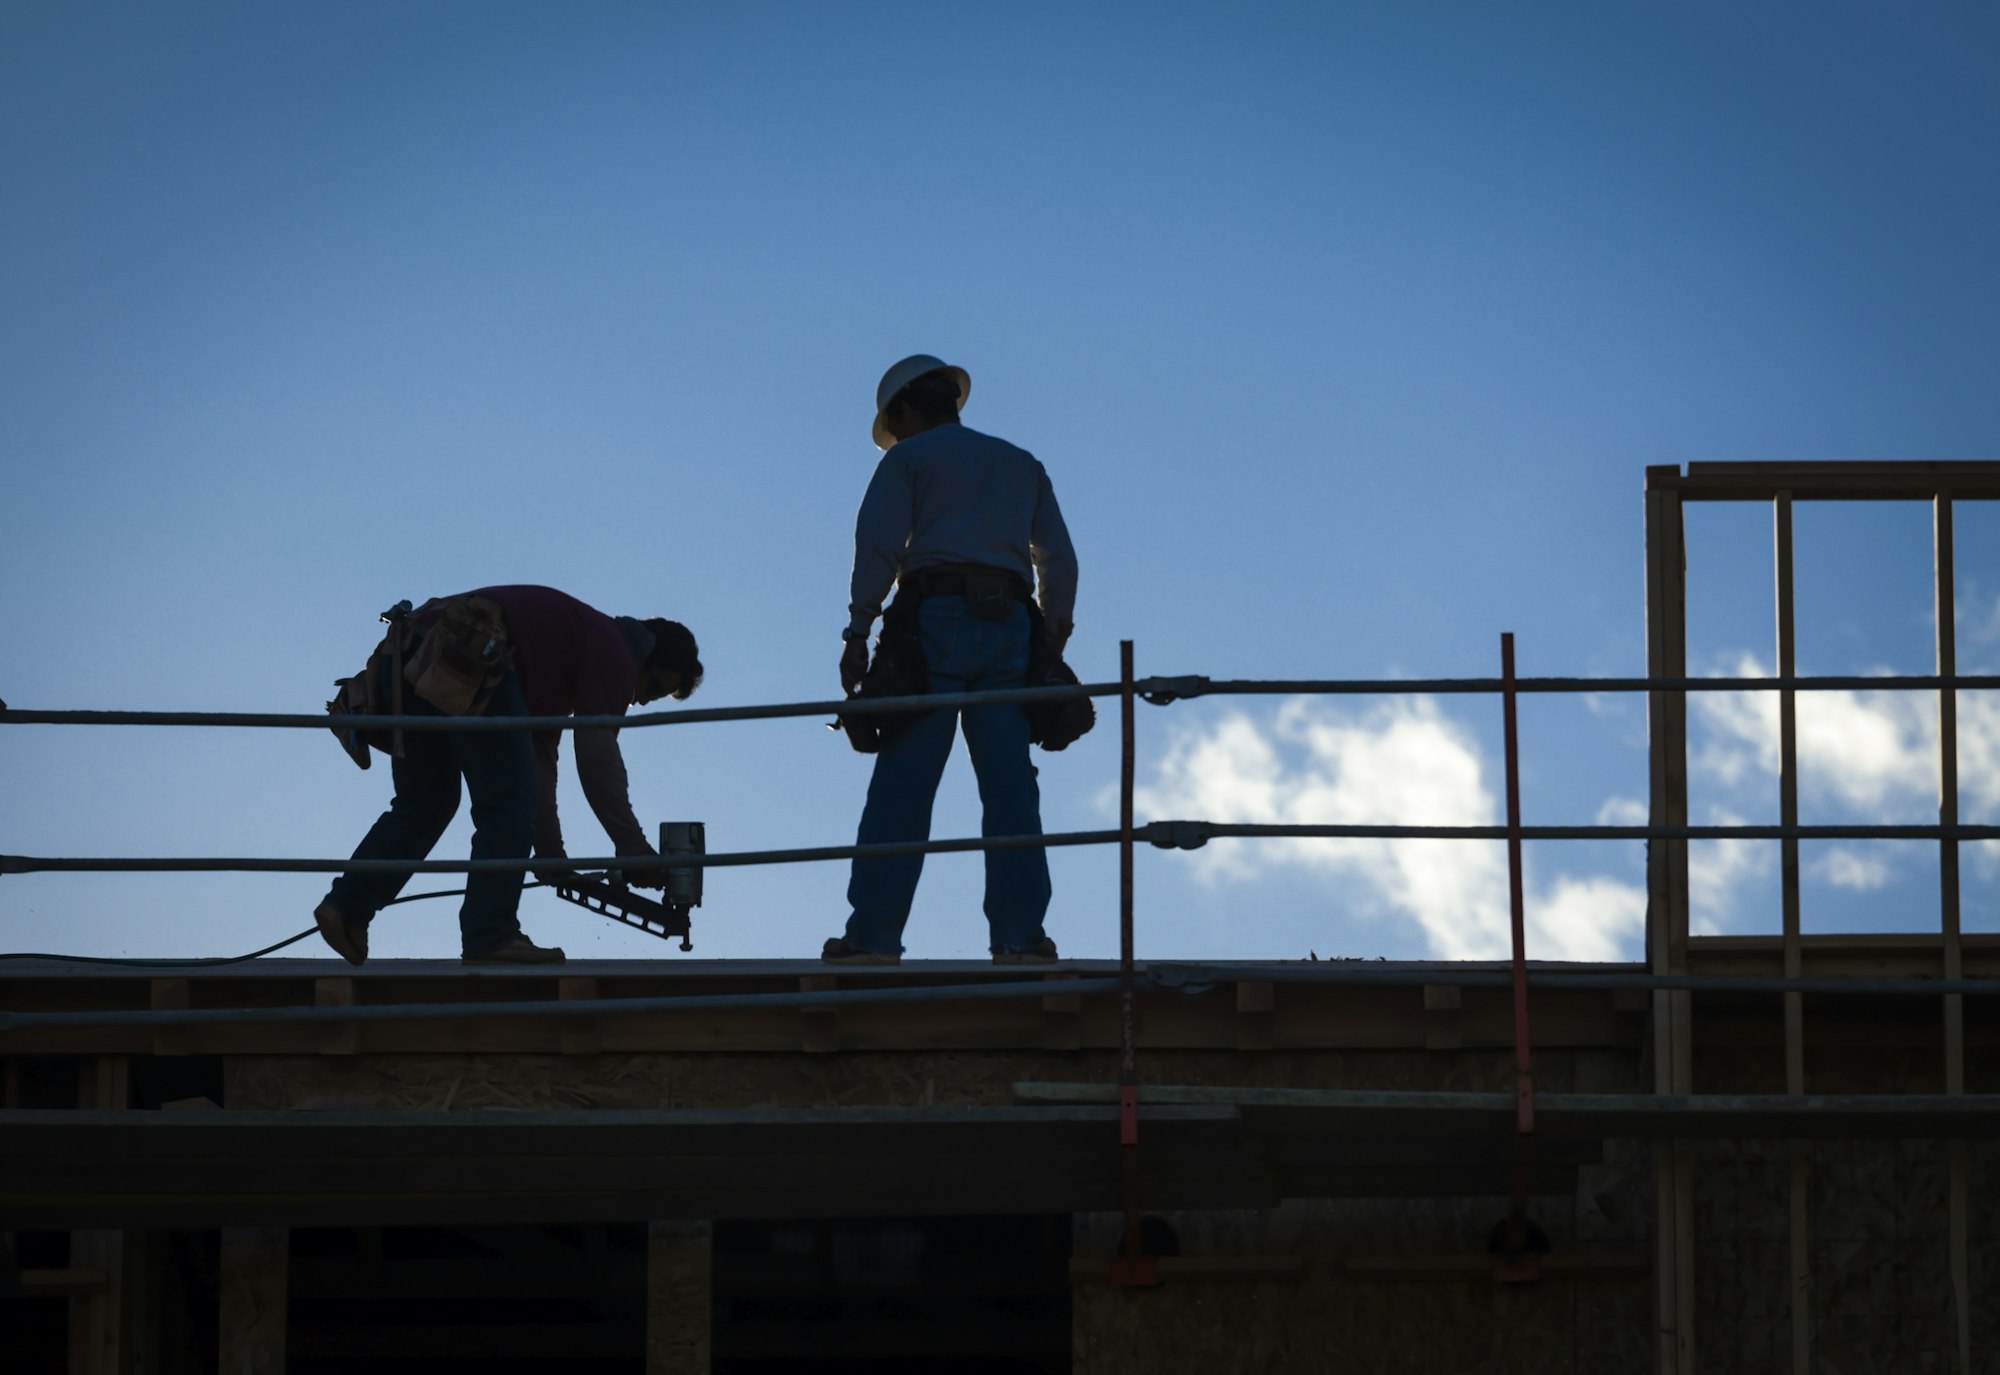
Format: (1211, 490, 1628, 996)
(1693, 1237, 1788, 1375)
(1973, 1242, 1999, 1375)
(1811, 1140, 1907, 1242)
(1810, 1239, 1899, 1375)
(1070, 1260, 1627, 1375)
(224, 1047, 1545, 1112)
(1067, 1096, 1652, 1375)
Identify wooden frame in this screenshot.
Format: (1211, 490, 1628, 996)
(1645, 461, 1999, 1374)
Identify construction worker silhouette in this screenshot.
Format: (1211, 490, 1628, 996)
(826, 355, 1079, 964)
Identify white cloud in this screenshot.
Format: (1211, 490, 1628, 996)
(1812, 846, 1894, 891)
(1597, 796, 1647, 827)
(1131, 699, 1645, 962)
(1960, 691, 2000, 818)
(1692, 654, 1944, 815)
(1687, 808, 1771, 934)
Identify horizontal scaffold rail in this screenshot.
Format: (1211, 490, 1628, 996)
(6, 820, 1998, 879)
(4, 672, 1999, 732)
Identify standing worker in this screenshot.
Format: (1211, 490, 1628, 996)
(315, 585, 703, 965)
(826, 354, 1079, 965)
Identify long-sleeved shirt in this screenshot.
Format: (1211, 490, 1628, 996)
(847, 422, 1078, 637)
(461, 585, 652, 861)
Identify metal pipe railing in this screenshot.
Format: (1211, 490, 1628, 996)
(5, 671, 1998, 733)
(7, 820, 1997, 878)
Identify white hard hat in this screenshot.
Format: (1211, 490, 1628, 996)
(872, 353, 970, 450)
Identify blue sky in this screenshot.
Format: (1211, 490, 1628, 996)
(2, 2, 1996, 963)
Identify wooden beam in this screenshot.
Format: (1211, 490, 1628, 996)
(1234, 979, 1274, 1051)
(1340, 1251, 1648, 1280)
(148, 979, 190, 1058)
(1070, 1254, 1303, 1283)
(218, 1228, 286, 1375)
(558, 977, 601, 1055)
(313, 978, 357, 1056)
(1673, 461, 2000, 502)
(1646, 478, 1695, 1374)
(69, 1056, 128, 1375)
(799, 975, 838, 1053)
(1423, 983, 1464, 1050)
(1040, 973, 1082, 1051)
(1935, 493, 1973, 1374)
(646, 1220, 710, 1375)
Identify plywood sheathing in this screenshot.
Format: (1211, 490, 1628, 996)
(225, 1045, 1577, 1113)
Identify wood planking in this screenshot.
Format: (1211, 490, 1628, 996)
(646, 1220, 711, 1375)
(218, 1228, 287, 1375)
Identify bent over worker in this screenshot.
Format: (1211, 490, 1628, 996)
(316, 585, 702, 966)
(825, 354, 1078, 965)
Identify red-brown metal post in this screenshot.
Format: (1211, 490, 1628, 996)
(1110, 638, 1156, 1286)
(1503, 633, 1533, 1137)
(1498, 632, 1540, 1278)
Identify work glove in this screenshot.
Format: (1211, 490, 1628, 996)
(531, 852, 570, 886)
(840, 637, 870, 696)
(621, 854, 667, 890)
(1038, 621, 1073, 665)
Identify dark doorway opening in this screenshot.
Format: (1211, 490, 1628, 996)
(289, 1223, 646, 1374)
(713, 1214, 1071, 1374)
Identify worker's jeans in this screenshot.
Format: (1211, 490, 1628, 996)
(843, 596, 1052, 955)
(325, 667, 536, 956)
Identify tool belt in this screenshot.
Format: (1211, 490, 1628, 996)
(400, 594, 512, 716)
(836, 565, 1094, 754)
(835, 591, 929, 755)
(905, 564, 1032, 622)
(325, 595, 513, 770)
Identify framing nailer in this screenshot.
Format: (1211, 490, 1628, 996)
(548, 821, 704, 951)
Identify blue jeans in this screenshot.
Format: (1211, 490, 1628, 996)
(843, 596, 1052, 955)
(325, 665, 537, 956)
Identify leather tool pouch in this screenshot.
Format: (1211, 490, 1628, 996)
(403, 595, 512, 716)
(837, 595, 930, 754)
(1025, 603, 1095, 752)
(326, 630, 405, 770)
(963, 570, 1015, 622)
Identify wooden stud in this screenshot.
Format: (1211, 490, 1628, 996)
(1645, 473, 1696, 1374)
(800, 975, 839, 1053)
(149, 978, 191, 1058)
(70, 1056, 129, 1375)
(314, 978, 358, 1056)
(218, 1227, 288, 1375)
(646, 1219, 711, 1375)
(1935, 493, 1972, 1374)
(1421, 984, 1463, 1050)
(1041, 973, 1082, 1052)
(1235, 980, 1275, 1051)
(558, 977, 602, 1056)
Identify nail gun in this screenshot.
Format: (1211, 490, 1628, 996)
(548, 822, 704, 952)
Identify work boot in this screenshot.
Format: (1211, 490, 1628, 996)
(462, 934, 566, 965)
(314, 899, 368, 966)
(992, 937, 1059, 964)
(820, 937, 901, 966)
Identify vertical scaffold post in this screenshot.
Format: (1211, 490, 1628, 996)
(1110, 638, 1156, 1287)
(1934, 492, 1972, 1373)
(1495, 632, 1541, 1280)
